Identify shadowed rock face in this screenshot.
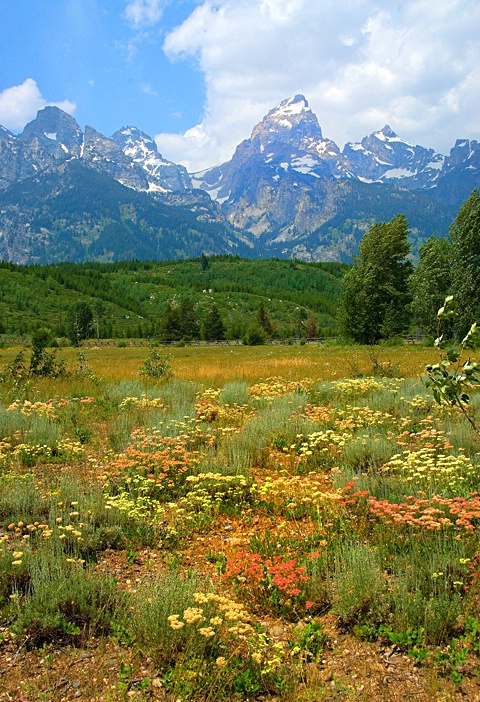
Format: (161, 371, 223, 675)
(82, 125, 149, 191)
(190, 95, 462, 258)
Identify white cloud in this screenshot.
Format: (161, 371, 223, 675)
(141, 83, 158, 96)
(124, 0, 167, 28)
(0, 79, 76, 132)
(155, 0, 480, 170)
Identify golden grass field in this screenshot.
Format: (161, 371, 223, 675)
(0, 342, 438, 387)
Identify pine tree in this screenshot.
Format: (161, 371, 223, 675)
(179, 299, 199, 340)
(202, 305, 226, 341)
(200, 253, 209, 271)
(157, 303, 182, 341)
(256, 302, 273, 336)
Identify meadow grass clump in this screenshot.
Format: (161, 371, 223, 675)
(125, 571, 210, 662)
(219, 380, 251, 407)
(329, 542, 388, 626)
(8, 544, 121, 646)
(158, 379, 201, 418)
(0, 471, 47, 524)
(390, 568, 465, 645)
(342, 427, 396, 474)
(220, 391, 312, 473)
(310, 380, 336, 406)
(0, 404, 28, 439)
(439, 412, 480, 458)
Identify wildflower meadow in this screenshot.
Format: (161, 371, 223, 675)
(1, 342, 480, 701)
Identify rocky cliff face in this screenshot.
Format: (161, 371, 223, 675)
(434, 139, 480, 206)
(191, 95, 478, 260)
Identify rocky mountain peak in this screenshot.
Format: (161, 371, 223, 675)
(112, 125, 158, 154)
(112, 125, 192, 192)
(83, 125, 149, 190)
(343, 124, 444, 188)
(0, 125, 14, 140)
(377, 124, 398, 139)
(251, 94, 324, 148)
(20, 106, 83, 157)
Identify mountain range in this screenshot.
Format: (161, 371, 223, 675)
(0, 95, 478, 264)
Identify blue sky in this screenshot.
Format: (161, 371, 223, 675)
(1, 1, 479, 171)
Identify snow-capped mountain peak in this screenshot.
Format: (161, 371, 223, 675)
(251, 94, 323, 146)
(263, 94, 313, 128)
(112, 126, 191, 192)
(343, 125, 444, 188)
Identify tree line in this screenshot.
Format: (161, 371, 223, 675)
(338, 189, 480, 344)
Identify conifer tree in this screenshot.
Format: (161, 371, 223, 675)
(202, 305, 226, 341)
(256, 302, 273, 336)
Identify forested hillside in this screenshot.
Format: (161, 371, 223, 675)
(0, 256, 347, 340)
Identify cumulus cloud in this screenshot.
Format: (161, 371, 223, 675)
(0, 79, 76, 132)
(124, 0, 168, 28)
(154, 0, 480, 171)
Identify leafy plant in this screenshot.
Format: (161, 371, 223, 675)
(139, 349, 172, 379)
(425, 295, 480, 434)
(289, 621, 328, 661)
(437, 638, 467, 685)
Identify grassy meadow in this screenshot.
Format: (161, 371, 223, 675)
(1, 341, 480, 701)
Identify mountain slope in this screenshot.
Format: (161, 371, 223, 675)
(0, 161, 249, 264)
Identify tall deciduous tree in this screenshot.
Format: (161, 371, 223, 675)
(339, 214, 412, 344)
(410, 236, 452, 337)
(67, 301, 93, 346)
(450, 190, 480, 338)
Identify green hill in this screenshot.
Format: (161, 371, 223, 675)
(0, 257, 347, 340)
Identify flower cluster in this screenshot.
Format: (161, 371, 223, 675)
(168, 592, 253, 638)
(249, 377, 314, 398)
(225, 551, 310, 613)
(119, 395, 166, 411)
(294, 429, 351, 458)
(168, 591, 286, 675)
(381, 447, 477, 492)
(7, 399, 59, 420)
(103, 428, 199, 488)
(181, 472, 252, 515)
(254, 472, 343, 518)
(7, 396, 95, 419)
(194, 388, 256, 428)
(366, 493, 480, 533)
(333, 377, 402, 396)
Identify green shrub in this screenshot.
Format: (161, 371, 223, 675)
(139, 349, 172, 380)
